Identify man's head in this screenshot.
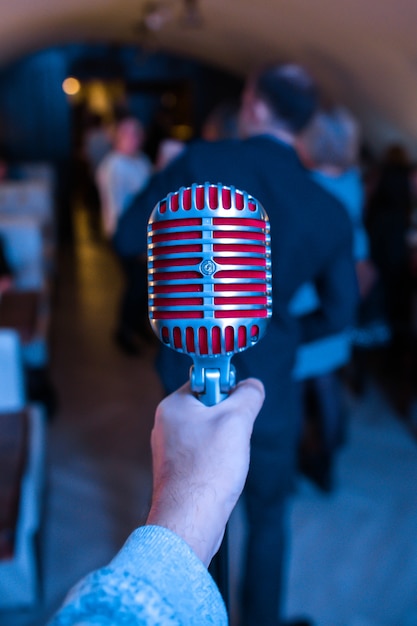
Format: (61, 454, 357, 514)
(238, 63, 319, 140)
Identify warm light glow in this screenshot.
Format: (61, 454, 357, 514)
(62, 77, 81, 96)
(87, 81, 114, 115)
(172, 124, 193, 141)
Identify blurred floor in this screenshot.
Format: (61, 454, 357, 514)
(1, 205, 417, 626)
(284, 383, 417, 626)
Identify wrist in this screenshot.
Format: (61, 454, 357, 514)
(146, 495, 225, 566)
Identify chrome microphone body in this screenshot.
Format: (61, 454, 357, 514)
(147, 182, 272, 406)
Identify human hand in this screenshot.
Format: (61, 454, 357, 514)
(146, 378, 265, 566)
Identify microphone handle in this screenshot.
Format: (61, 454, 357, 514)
(189, 355, 234, 610)
(190, 355, 236, 406)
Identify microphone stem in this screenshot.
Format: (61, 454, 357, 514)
(196, 369, 229, 406)
(190, 360, 236, 406)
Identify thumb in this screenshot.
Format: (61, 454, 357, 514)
(226, 377, 265, 427)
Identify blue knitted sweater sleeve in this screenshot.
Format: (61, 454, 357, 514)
(48, 525, 228, 626)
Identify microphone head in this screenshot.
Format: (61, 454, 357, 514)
(147, 182, 272, 359)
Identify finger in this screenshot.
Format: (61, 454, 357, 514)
(168, 380, 192, 398)
(160, 377, 265, 419)
(157, 380, 202, 417)
(226, 377, 265, 422)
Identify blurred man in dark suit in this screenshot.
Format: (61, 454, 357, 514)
(114, 63, 358, 626)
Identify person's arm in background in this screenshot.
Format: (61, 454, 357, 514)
(49, 378, 265, 626)
(299, 227, 360, 344)
(95, 156, 120, 238)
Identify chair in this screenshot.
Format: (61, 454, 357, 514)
(0, 329, 26, 412)
(0, 219, 50, 368)
(0, 179, 56, 275)
(0, 216, 45, 290)
(0, 329, 46, 608)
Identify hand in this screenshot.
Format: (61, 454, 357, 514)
(146, 378, 265, 566)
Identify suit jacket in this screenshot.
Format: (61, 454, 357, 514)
(114, 135, 358, 487)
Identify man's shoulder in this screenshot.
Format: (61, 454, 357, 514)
(186, 137, 240, 154)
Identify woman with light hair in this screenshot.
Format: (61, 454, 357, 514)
(299, 106, 360, 167)
(293, 105, 377, 491)
(297, 106, 368, 261)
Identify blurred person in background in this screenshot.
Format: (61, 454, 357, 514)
(201, 99, 240, 141)
(366, 144, 412, 336)
(294, 105, 377, 491)
(96, 114, 153, 355)
(297, 106, 369, 274)
(365, 143, 414, 414)
(96, 115, 152, 240)
(154, 98, 240, 170)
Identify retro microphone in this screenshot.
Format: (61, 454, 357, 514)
(147, 181, 272, 406)
(147, 182, 272, 609)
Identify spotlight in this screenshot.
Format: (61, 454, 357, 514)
(62, 77, 81, 96)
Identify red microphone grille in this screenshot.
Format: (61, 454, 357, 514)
(148, 182, 272, 356)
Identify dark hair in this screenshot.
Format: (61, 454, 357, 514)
(256, 64, 318, 132)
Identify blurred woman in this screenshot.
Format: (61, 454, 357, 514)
(294, 105, 375, 490)
(96, 115, 153, 355)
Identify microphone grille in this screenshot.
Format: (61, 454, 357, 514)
(148, 182, 272, 356)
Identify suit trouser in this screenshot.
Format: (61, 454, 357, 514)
(241, 375, 300, 626)
(117, 255, 148, 336)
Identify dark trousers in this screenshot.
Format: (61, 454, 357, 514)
(117, 255, 148, 338)
(303, 371, 346, 454)
(240, 374, 300, 626)
(242, 460, 288, 626)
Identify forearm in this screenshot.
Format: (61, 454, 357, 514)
(49, 378, 263, 625)
(300, 255, 359, 342)
(147, 379, 264, 566)
(49, 526, 228, 626)
(146, 487, 225, 567)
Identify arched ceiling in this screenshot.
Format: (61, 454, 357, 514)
(2, 0, 417, 156)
